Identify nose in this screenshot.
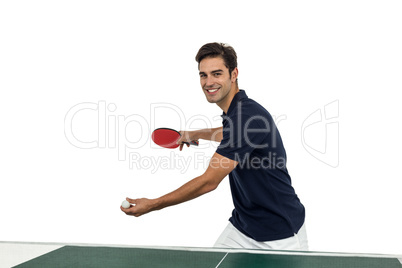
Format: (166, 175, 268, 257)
(205, 76, 215, 87)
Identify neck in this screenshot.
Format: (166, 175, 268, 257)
(217, 86, 239, 114)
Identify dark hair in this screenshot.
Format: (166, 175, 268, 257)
(195, 42, 238, 76)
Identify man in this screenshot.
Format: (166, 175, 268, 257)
(121, 42, 308, 250)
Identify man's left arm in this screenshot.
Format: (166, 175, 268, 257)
(121, 152, 237, 217)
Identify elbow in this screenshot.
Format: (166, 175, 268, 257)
(217, 134, 223, 143)
(204, 181, 219, 194)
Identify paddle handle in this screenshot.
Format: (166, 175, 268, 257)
(182, 140, 199, 146)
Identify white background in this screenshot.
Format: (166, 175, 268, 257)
(1, 0, 401, 255)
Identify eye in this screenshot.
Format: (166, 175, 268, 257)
(214, 73, 222, 77)
(200, 73, 206, 78)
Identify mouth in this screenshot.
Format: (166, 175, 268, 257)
(205, 87, 220, 94)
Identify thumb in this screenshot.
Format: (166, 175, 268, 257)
(126, 197, 136, 203)
(176, 133, 184, 145)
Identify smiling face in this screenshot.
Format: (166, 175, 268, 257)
(199, 56, 238, 112)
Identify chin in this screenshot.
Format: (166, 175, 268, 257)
(206, 94, 221, 103)
(205, 97, 217, 104)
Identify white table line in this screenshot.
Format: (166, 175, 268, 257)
(215, 252, 229, 268)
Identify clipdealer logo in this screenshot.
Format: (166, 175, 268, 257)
(64, 101, 149, 160)
(64, 100, 339, 170)
(301, 100, 339, 168)
(63, 101, 221, 162)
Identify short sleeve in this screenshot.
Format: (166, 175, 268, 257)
(216, 111, 271, 163)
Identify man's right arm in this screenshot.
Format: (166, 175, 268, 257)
(178, 127, 223, 150)
(194, 127, 223, 142)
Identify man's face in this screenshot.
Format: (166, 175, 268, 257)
(199, 56, 236, 105)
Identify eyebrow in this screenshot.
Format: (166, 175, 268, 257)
(199, 69, 224, 75)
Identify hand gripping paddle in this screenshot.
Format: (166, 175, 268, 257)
(151, 128, 199, 149)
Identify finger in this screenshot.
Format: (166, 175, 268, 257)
(126, 197, 136, 204)
(176, 137, 182, 145)
(179, 144, 184, 151)
(121, 205, 137, 216)
(120, 206, 129, 213)
(176, 131, 184, 144)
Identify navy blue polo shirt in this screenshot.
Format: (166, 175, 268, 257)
(216, 90, 305, 242)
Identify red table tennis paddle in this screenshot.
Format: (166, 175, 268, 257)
(151, 128, 199, 149)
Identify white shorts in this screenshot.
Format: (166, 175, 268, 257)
(214, 222, 309, 251)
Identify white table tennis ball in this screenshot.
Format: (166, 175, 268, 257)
(121, 200, 130, 209)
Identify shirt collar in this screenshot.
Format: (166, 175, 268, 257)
(223, 89, 248, 116)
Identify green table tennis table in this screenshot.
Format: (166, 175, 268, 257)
(1, 241, 401, 268)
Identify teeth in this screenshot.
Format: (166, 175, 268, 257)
(208, 89, 218, 93)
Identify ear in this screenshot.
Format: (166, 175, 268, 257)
(231, 67, 239, 83)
